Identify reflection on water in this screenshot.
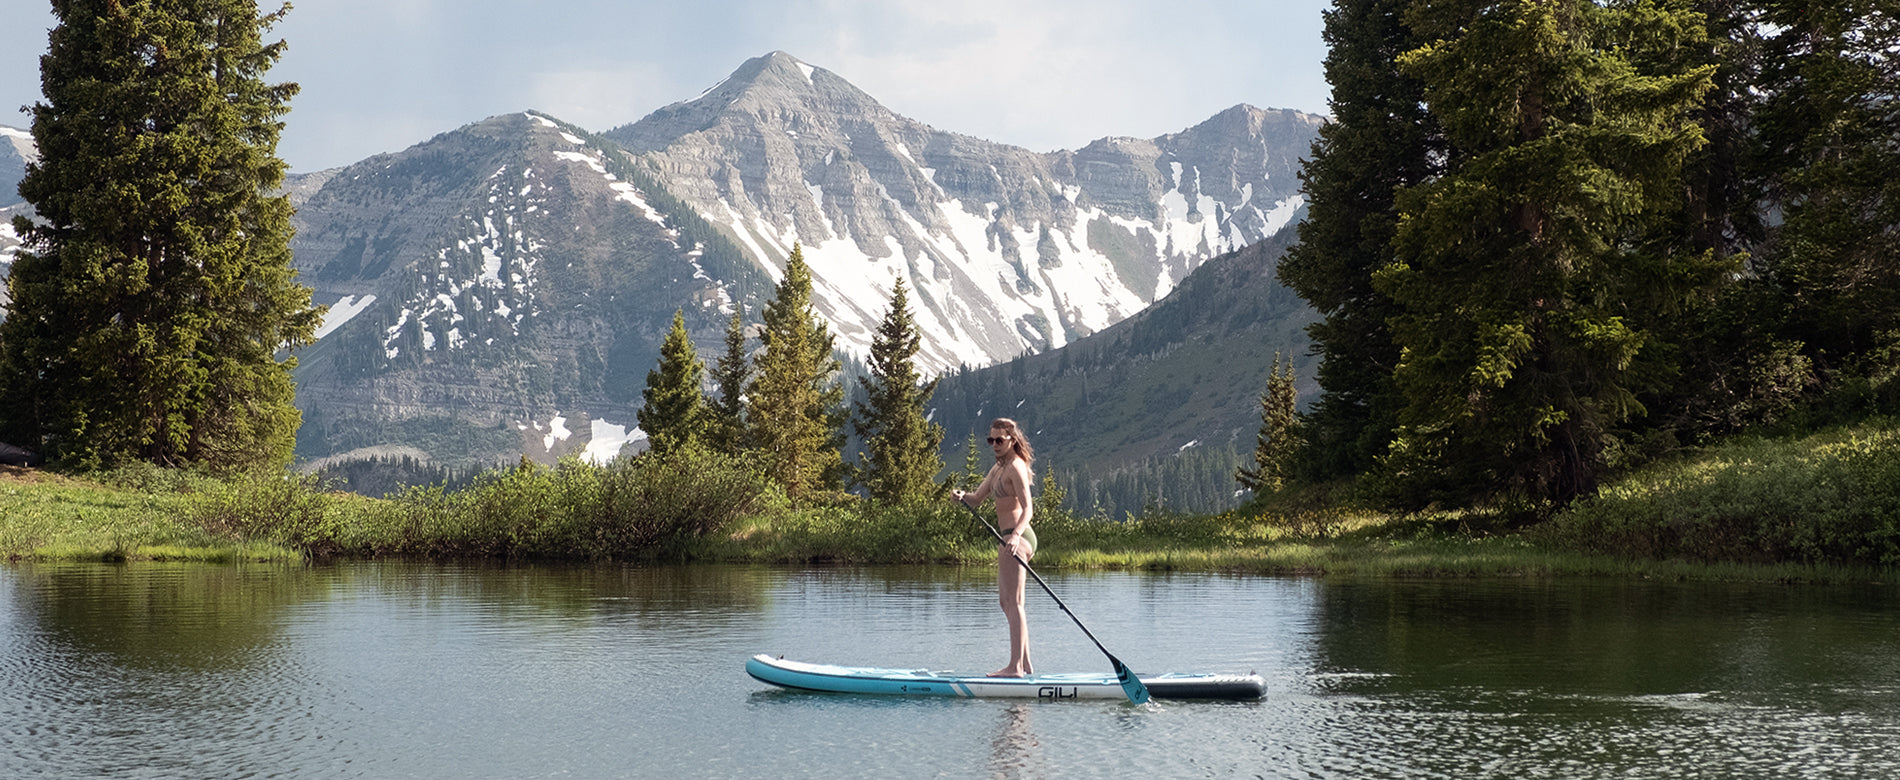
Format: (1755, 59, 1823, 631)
(1, 562, 1897, 778)
(988, 704, 1040, 778)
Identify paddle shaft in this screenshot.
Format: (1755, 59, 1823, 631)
(958, 498, 1151, 704)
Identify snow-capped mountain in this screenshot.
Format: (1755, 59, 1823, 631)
(287, 52, 1322, 468)
(605, 52, 1318, 374)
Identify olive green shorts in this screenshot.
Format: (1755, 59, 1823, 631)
(1001, 525, 1037, 556)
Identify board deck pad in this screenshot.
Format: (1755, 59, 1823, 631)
(747, 654, 1265, 701)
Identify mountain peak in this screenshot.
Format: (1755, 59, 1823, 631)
(605, 51, 885, 153)
(715, 50, 824, 96)
(758, 50, 817, 80)
(1192, 103, 1325, 136)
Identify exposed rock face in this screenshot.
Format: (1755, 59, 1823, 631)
(605, 52, 1320, 373)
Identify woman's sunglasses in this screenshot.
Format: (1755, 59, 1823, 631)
(986, 436, 1010, 445)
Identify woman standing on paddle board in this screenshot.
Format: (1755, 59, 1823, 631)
(953, 418, 1037, 678)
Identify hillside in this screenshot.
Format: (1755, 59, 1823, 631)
(927, 224, 1317, 487)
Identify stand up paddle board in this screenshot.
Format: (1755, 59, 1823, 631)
(747, 654, 1265, 701)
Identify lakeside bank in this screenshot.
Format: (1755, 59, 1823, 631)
(3, 418, 1895, 584)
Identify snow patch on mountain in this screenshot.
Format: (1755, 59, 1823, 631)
(315, 294, 378, 339)
(584, 419, 645, 464)
(379, 164, 546, 359)
(542, 414, 570, 451)
(710, 178, 1301, 374)
(550, 145, 693, 253)
(721, 194, 1133, 373)
(0, 219, 18, 266)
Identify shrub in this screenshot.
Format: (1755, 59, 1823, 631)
(1545, 421, 1900, 565)
(355, 448, 775, 560)
(191, 470, 345, 556)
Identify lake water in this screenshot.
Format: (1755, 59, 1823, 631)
(2, 562, 1897, 778)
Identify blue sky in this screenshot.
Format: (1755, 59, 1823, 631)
(1, 0, 1332, 172)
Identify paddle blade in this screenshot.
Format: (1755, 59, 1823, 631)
(1110, 655, 1152, 705)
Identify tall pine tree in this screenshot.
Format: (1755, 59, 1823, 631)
(637, 310, 713, 457)
(747, 244, 844, 500)
(1277, 0, 1444, 482)
(957, 433, 984, 491)
(851, 279, 944, 504)
(1616, 0, 1775, 440)
(0, 0, 319, 470)
(1377, 0, 1716, 507)
(1755, 0, 1900, 373)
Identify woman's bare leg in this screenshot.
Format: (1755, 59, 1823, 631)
(992, 545, 1031, 677)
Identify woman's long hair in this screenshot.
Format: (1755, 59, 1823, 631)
(991, 418, 1035, 467)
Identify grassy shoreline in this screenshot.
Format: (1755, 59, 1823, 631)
(4, 418, 1896, 584)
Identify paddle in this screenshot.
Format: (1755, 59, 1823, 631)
(958, 499, 1152, 705)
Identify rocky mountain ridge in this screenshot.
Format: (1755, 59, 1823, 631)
(1, 125, 31, 210)
(605, 52, 1318, 373)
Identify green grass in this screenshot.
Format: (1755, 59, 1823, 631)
(0, 468, 301, 562)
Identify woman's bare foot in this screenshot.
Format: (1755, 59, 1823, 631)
(988, 667, 1028, 678)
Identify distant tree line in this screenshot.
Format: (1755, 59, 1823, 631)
(1274, 0, 1899, 512)
(315, 454, 483, 498)
(1052, 444, 1249, 520)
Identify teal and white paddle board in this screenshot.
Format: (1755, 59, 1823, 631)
(747, 654, 1265, 701)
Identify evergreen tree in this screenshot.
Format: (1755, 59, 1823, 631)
(0, 0, 318, 471)
(1615, 0, 1777, 440)
(1377, 0, 1717, 507)
(1673, 0, 1767, 260)
(1277, 0, 1445, 482)
(746, 244, 844, 499)
(637, 310, 712, 457)
(851, 279, 945, 504)
(957, 433, 984, 491)
(1755, 0, 1900, 372)
(1237, 353, 1301, 494)
(707, 307, 750, 456)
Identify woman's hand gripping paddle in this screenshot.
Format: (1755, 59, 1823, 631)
(959, 499, 1151, 705)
